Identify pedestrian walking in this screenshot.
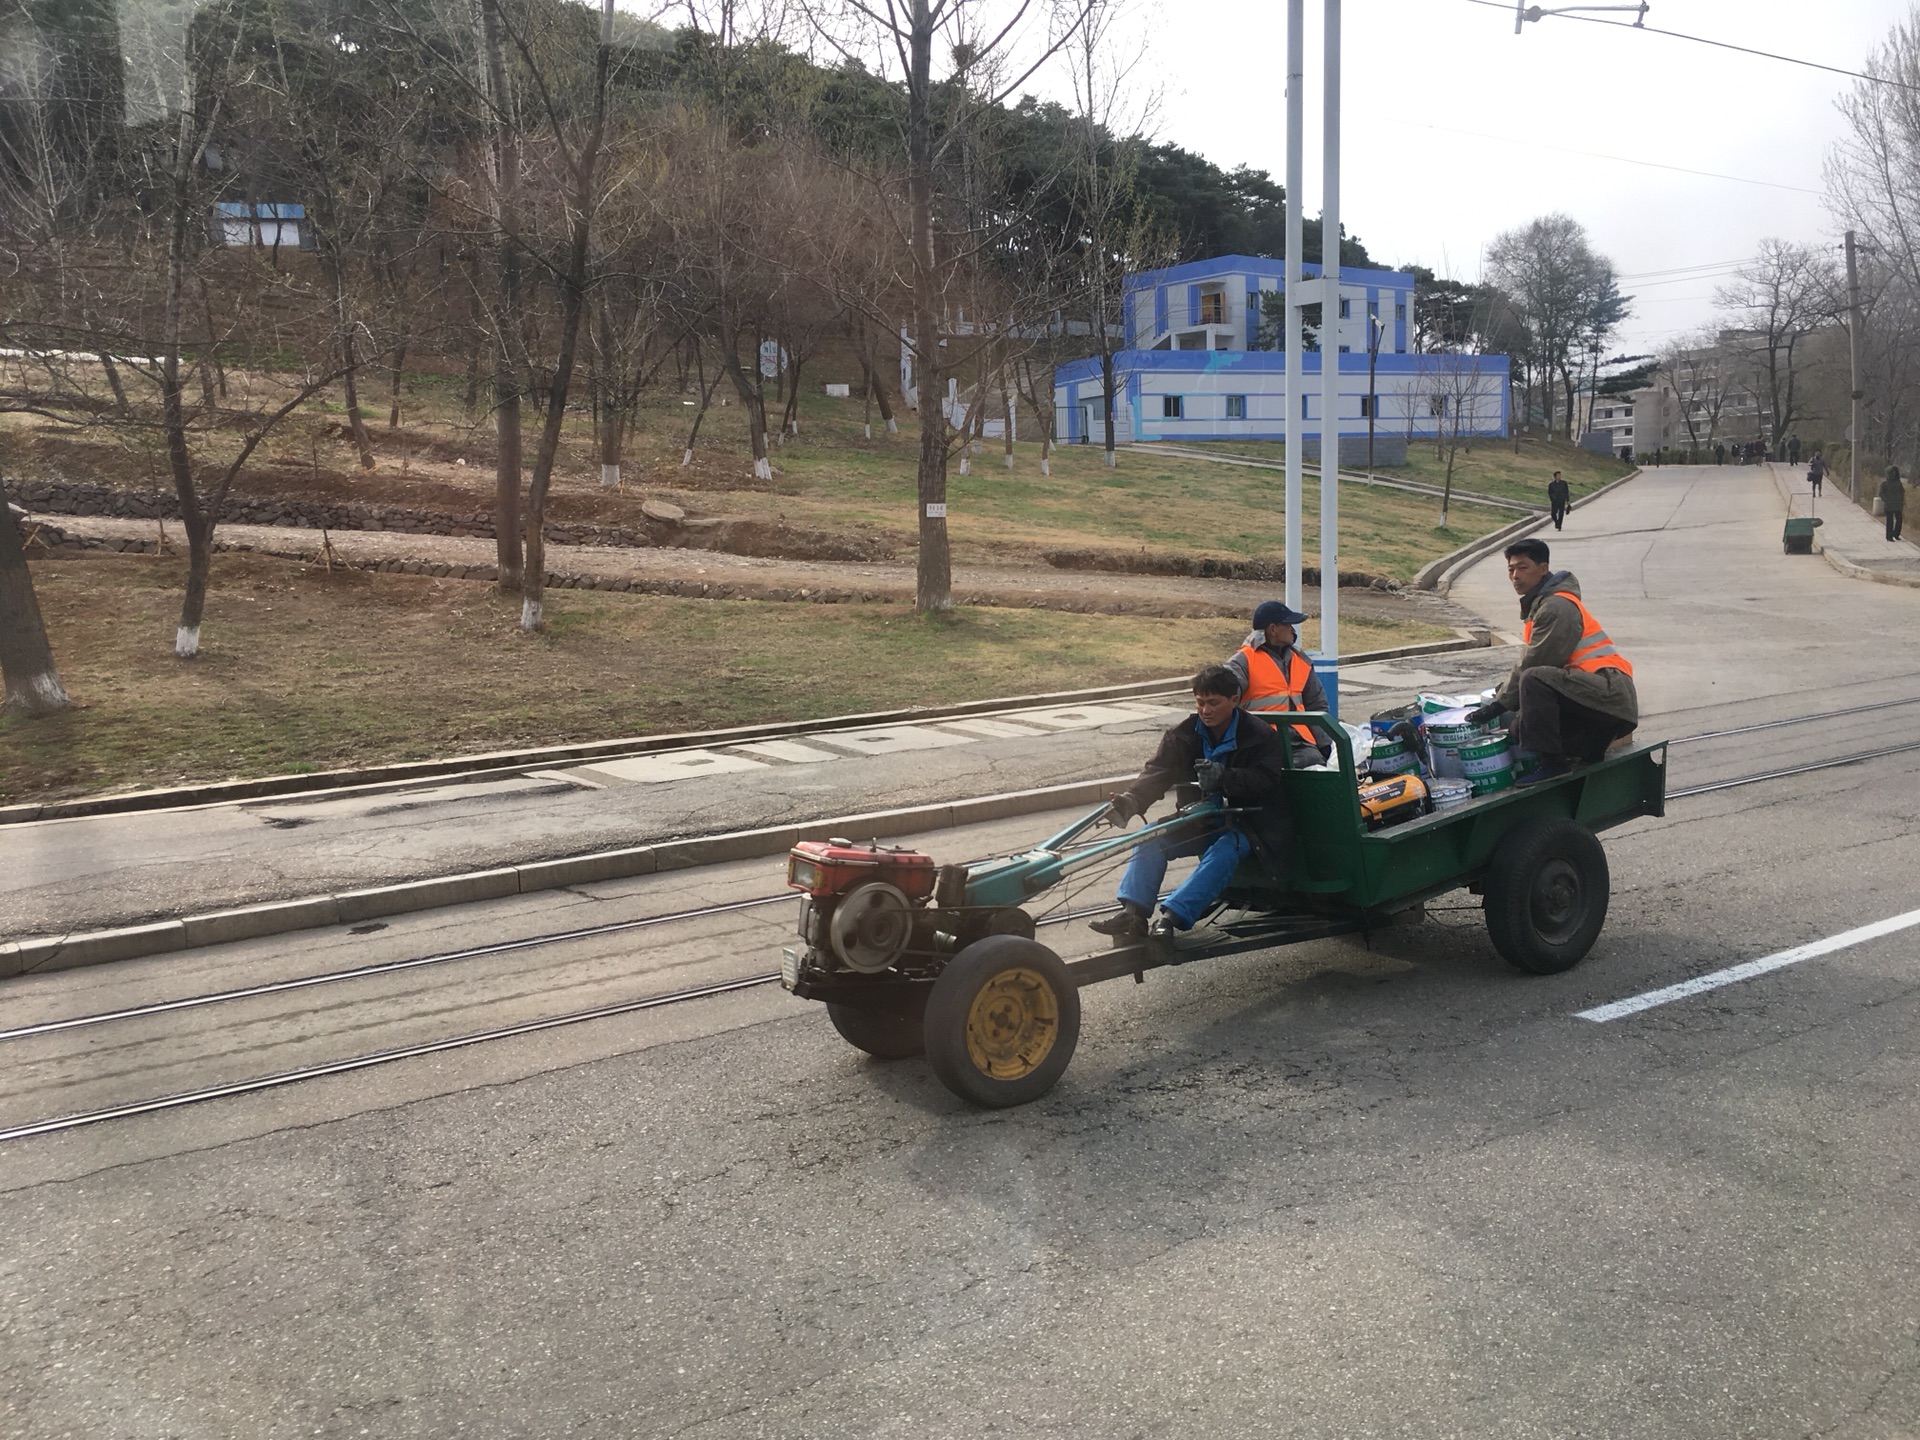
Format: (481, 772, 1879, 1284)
(1808, 451, 1826, 496)
(1714, 442, 1725, 466)
(1547, 470, 1570, 531)
(1788, 434, 1801, 466)
(1881, 466, 1906, 542)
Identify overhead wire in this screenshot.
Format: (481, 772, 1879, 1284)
(1458, 0, 1920, 94)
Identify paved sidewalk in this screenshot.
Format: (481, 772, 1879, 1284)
(1766, 461, 1920, 586)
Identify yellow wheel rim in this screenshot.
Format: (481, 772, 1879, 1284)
(963, 967, 1060, 1081)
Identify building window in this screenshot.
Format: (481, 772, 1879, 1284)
(1367, 299, 1379, 317)
(1623, 427, 1634, 437)
(1430, 395, 1448, 416)
(1338, 345, 1350, 353)
(1226, 395, 1246, 419)
(1338, 298, 1352, 319)
(1162, 394, 1184, 419)
(1359, 395, 1374, 418)
(1395, 302, 1405, 320)
(1199, 292, 1225, 325)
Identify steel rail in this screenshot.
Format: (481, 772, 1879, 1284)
(6, 743, 1917, 1147)
(0, 893, 797, 1044)
(1667, 694, 1920, 746)
(0, 905, 1122, 1145)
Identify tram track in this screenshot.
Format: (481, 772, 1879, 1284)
(5, 714, 1919, 1148)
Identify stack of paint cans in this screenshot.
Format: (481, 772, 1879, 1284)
(1428, 777, 1475, 809)
(1422, 706, 1486, 780)
(1457, 731, 1516, 795)
(1367, 733, 1422, 777)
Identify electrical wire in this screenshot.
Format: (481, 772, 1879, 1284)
(1459, 0, 1920, 93)
(1376, 115, 1821, 195)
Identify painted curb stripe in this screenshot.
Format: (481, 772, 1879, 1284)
(1577, 906, 1920, 1022)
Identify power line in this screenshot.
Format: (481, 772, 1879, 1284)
(1618, 258, 1756, 279)
(1377, 115, 1821, 194)
(1460, 0, 1920, 93)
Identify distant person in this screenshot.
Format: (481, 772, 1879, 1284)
(1715, 442, 1726, 466)
(1547, 470, 1570, 530)
(1223, 600, 1331, 767)
(1881, 466, 1906, 542)
(1789, 434, 1802, 465)
(1808, 451, 1826, 496)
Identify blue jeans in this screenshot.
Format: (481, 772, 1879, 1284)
(1116, 823, 1252, 928)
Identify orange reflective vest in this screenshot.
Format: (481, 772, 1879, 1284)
(1523, 589, 1634, 677)
(1237, 643, 1320, 745)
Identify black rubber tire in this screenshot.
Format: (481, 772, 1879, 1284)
(924, 936, 1081, 1108)
(826, 992, 928, 1060)
(1484, 817, 1610, 974)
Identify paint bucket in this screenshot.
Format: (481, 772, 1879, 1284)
(1418, 692, 1482, 716)
(1423, 706, 1491, 780)
(1369, 703, 1424, 740)
(1429, 778, 1474, 808)
(1458, 732, 1514, 795)
(1368, 736, 1421, 777)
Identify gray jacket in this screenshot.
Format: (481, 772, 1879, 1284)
(1492, 570, 1639, 726)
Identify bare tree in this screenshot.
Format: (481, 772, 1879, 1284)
(809, 0, 1092, 611)
(1656, 330, 1732, 462)
(1486, 213, 1626, 440)
(0, 498, 72, 715)
(1715, 238, 1836, 452)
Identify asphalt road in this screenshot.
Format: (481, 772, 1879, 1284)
(5, 464, 1920, 1438)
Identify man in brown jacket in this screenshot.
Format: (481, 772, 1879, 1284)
(1467, 538, 1639, 785)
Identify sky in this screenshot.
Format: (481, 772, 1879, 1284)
(1036, 0, 1912, 359)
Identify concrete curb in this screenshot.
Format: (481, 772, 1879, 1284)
(1413, 468, 1644, 595)
(0, 776, 1137, 978)
(0, 636, 1506, 977)
(1818, 543, 1920, 589)
(0, 639, 1491, 827)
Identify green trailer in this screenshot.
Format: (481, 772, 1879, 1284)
(780, 714, 1668, 1108)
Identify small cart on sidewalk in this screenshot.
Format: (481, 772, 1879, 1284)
(780, 716, 1668, 1108)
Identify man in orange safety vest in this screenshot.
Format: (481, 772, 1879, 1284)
(1467, 538, 1639, 785)
(1224, 600, 1332, 767)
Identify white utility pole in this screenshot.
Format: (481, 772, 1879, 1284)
(1283, 0, 1305, 614)
(1846, 228, 1863, 503)
(1318, 0, 1341, 710)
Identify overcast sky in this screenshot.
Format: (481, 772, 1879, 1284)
(1054, 0, 1911, 359)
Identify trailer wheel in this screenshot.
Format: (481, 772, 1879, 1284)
(827, 993, 928, 1060)
(924, 936, 1080, 1108)
(1484, 817, 1610, 974)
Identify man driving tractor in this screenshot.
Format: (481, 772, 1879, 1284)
(1090, 665, 1294, 940)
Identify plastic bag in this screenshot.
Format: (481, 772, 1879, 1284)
(1874, 496, 1886, 517)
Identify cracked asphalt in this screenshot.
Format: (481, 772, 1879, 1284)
(5, 465, 1920, 1437)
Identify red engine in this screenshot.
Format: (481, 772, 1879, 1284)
(786, 838, 940, 977)
(786, 838, 938, 901)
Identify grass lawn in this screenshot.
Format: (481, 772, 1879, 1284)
(0, 553, 1455, 802)
(1189, 433, 1632, 508)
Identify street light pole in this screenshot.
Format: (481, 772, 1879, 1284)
(1283, 0, 1305, 614)
(1318, 0, 1341, 712)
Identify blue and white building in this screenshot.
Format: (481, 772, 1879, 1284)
(1052, 255, 1509, 453)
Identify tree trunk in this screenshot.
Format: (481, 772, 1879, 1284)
(98, 351, 128, 412)
(781, 354, 804, 439)
(462, 331, 483, 418)
(387, 343, 406, 428)
(519, 0, 612, 632)
(335, 268, 375, 470)
(0, 501, 72, 714)
(721, 339, 772, 481)
(682, 344, 720, 465)
(479, 0, 524, 592)
(594, 302, 621, 487)
(999, 371, 1014, 469)
(161, 112, 211, 659)
(1099, 350, 1118, 468)
(906, 0, 949, 612)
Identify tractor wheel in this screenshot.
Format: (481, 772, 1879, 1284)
(1483, 816, 1610, 974)
(826, 992, 928, 1060)
(924, 936, 1080, 1108)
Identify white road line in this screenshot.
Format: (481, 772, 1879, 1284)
(1577, 907, 1920, 1022)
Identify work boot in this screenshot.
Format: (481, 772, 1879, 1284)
(1090, 903, 1147, 939)
(1147, 908, 1187, 938)
(1515, 756, 1573, 787)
